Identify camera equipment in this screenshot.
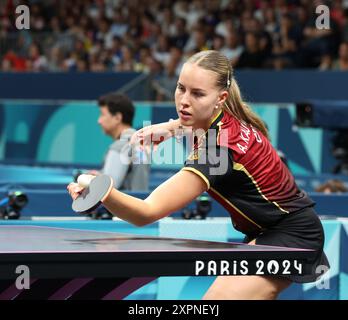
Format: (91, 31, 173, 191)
(296, 100, 348, 174)
(88, 206, 113, 220)
(332, 130, 348, 174)
(182, 194, 212, 220)
(0, 191, 28, 220)
(296, 100, 348, 129)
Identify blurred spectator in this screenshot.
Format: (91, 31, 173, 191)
(96, 17, 114, 49)
(261, 7, 278, 35)
(170, 17, 189, 49)
(158, 6, 175, 37)
(153, 34, 171, 65)
(168, 46, 184, 76)
(235, 32, 266, 69)
(115, 45, 136, 71)
(315, 179, 348, 193)
(184, 27, 209, 53)
(2, 50, 27, 71)
(332, 41, 348, 70)
(153, 57, 178, 101)
(342, 8, 348, 42)
(110, 8, 128, 38)
(319, 41, 348, 70)
(299, 0, 340, 68)
(215, 12, 236, 38)
(221, 31, 244, 66)
(47, 46, 64, 72)
(331, 0, 346, 28)
(134, 45, 151, 72)
(212, 34, 225, 51)
(271, 13, 302, 69)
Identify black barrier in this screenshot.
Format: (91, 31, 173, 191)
(2, 71, 348, 102)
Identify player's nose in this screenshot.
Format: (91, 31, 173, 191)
(180, 90, 191, 106)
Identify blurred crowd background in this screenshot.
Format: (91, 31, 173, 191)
(1, 0, 348, 77)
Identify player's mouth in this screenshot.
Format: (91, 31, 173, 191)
(179, 110, 192, 121)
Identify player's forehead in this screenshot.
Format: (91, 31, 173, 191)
(178, 63, 218, 91)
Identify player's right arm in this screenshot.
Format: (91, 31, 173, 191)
(100, 169, 207, 226)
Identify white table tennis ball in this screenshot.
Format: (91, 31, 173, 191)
(77, 174, 96, 188)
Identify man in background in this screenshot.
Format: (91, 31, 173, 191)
(93, 92, 149, 191)
(78, 92, 149, 219)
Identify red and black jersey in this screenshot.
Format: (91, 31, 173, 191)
(182, 110, 315, 236)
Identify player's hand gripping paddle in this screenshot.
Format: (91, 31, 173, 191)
(72, 174, 113, 213)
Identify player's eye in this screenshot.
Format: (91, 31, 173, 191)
(192, 91, 204, 98)
(177, 84, 185, 91)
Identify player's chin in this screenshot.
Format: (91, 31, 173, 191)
(179, 117, 194, 126)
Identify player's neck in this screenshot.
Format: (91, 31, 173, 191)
(193, 109, 222, 132)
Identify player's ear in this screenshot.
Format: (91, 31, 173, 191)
(217, 90, 228, 106)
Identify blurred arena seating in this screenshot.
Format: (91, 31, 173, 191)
(1, 0, 348, 77)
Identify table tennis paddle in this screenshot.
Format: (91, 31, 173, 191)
(72, 174, 113, 213)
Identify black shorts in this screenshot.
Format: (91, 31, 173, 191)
(244, 206, 330, 283)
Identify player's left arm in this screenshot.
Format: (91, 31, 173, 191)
(102, 169, 207, 226)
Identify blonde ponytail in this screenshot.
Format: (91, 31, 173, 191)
(225, 78, 269, 140)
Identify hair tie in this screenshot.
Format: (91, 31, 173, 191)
(227, 70, 231, 88)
